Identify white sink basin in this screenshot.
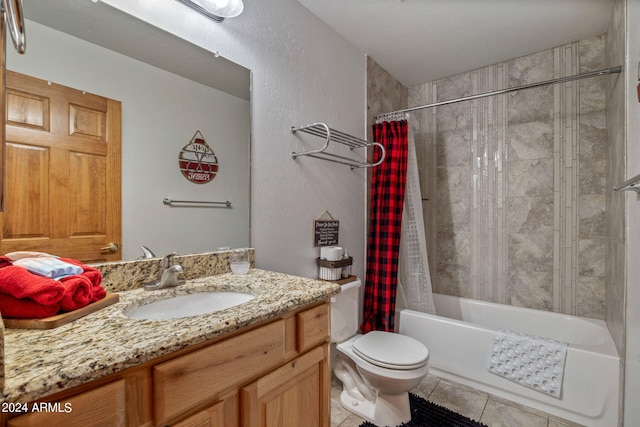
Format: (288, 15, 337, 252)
(125, 292, 254, 320)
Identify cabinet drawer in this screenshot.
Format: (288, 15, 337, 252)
(297, 303, 329, 353)
(154, 320, 285, 423)
(8, 379, 126, 427)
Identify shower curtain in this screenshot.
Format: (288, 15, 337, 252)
(361, 119, 409, 333)
(398, 120, 435, 314)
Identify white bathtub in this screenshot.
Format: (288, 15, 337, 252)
(398, 293, 619, 427)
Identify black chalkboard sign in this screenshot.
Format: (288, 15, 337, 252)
(314, 220, 339, 247)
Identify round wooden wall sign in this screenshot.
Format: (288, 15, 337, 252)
(178, 131, 219, 184)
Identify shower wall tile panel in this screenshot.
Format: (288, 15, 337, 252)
(604, 0, 626, 357)
(366, 56, 408, 138)
(406, 34, 607, 318)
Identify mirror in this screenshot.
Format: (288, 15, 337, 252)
(5, 0, 251, 260)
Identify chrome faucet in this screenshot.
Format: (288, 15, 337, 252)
(144, 253, 186, 291)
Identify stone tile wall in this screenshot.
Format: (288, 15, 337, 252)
(403, 35, 607, 318)
(604, 0, 626, 364)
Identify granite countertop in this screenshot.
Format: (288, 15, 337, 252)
(1, 269, 340, 404)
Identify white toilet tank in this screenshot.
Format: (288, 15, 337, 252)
(330, 279, 362, 343)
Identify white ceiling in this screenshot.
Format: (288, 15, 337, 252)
(296, 0, 615, 87)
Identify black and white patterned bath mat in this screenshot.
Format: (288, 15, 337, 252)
(358, 393, 488, 427)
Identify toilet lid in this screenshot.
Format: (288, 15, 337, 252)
(352, 331, 428, 370)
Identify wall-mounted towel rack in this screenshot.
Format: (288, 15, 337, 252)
(613, 173, 640, 194)
(163, 198, 231, 207)
(291, 122, 386, 169)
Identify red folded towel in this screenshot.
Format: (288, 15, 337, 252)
(0, 293, 60, 318)
(59, 258, 106, 302)
(0, 255, 107, 318)
(59, 275, 94, 312)
(58, 258, 103, 284)
(92, 284, 106, 302)
(0, 265, 65, 305)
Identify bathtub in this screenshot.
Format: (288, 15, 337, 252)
(398, 293, 619, 427)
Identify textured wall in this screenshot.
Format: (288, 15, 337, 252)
(101, 0, 367, 279)
(404, 35, 608, 318)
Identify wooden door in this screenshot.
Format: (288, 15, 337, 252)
(0, 71, 121, 262)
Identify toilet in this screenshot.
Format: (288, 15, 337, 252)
(331, 279, 429, 427)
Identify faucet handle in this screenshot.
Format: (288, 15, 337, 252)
(160, 252, 178, 268)
(140, 246, 156, 259)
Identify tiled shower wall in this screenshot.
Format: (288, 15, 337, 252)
(368, 35, 607, 319)
(604, 0, 625, 363)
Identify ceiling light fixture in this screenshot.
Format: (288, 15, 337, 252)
(175, 0, 244, 23)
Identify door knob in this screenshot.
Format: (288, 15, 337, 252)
(101, 242, 119, 252)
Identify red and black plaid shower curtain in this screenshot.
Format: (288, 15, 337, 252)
(361, 120, 409, 333)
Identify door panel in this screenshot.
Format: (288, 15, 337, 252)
(3, 143, 49, 238)
(1, 71, 121, 262)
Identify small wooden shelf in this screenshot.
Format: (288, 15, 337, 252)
(3, 293, 119, 329)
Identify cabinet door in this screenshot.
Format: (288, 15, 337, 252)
(6, 370, 151, 427)
(8, 379, 126, 427)
(241, 345, 329, 427)
(172, 392, 238, 427)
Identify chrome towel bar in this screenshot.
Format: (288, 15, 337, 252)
(291, 122, 386, 169)
(163, 198, 231, 207)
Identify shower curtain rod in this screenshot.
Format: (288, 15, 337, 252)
(373, 65, 622, 119)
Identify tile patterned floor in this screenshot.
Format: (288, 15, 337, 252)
(331, 373, 586, 427)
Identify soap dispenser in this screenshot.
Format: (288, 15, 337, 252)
(341, 250, 352, 278)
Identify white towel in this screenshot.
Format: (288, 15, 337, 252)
(13, 257, 83, 279)
(488, 329, 568, 398)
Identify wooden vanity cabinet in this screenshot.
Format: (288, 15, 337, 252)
(3, 302, 330, 427)
(241, 345, 329, 427)
(172, 391, 239, 427)
(6, 369, 152, 427)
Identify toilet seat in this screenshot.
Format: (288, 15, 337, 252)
(352, 331, 428, 370)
